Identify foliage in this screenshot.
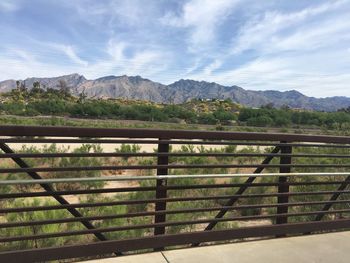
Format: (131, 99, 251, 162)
(3, 84, 350, 254)
(2, 141, 350, 254)
(238, 107, 350, 129)
(115, 144, 142, 160)
(0, 87, 239, 125)
(1, 199, 83, 251)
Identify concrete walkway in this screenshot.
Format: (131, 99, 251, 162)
(82, 231, 350, 263)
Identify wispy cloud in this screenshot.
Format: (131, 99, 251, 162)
(182, 0, 350, 96)
(47, 44, 88, 67)
(0, 0, 20, 12)
(231, 0, 349, 54)
(161, 0, 240, 51)
(203, 60, 223, 75)
(0, 48, 79, 80)
(0, 40, 170, 81)
(1, 0, 350, 97)
(87, 38, 170, 79)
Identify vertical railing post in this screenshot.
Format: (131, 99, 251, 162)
(154, 138, 169, 250)
(276, 141, 292, 226)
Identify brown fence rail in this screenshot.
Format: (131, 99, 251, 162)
(0, 125, 350, 262)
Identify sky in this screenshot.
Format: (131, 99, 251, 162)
(0, 0, 350, 97)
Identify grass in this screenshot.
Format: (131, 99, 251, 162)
(0, 114, 339, 135)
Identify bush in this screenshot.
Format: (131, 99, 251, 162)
(247, 116, 273, 127)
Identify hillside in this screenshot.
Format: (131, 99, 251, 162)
(1, 73, 350, 111)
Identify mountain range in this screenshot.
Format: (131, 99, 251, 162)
(0, 73, 349, 111)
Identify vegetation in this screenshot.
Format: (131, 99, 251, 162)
(0, 87, 238, 125)
(1, 84, 350, 259)
(1, 141, 349, 255)
(238, 105, 350, 129)
(2, 84, 350, 136)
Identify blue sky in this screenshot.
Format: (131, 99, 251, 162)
(0, 0, 349, 97)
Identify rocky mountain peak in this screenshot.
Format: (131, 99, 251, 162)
(0, 74, 350, 111)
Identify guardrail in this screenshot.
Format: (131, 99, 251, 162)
(0, 125, 350, 262)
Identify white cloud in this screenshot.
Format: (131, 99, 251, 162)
(0, 0, 20, 12)
(179, 0, 350, 97)
(185, 49, 350, 97)
(0, 50, 79, 80)
(53, 44, 88, 67)
(203, 59, 223, 75)
(0, 38, 169, 81)
(106, 40, 126, 61)
(67, 0, 159, 30)
(86, 38, 169, 78)
(232, 0, 349, 54)
(108, 0, 153, 26)
(273, 17, 350, 52)
(2, 0, 350, 98)
(30, 42, 89, 67)
(161, 0, 240, 51)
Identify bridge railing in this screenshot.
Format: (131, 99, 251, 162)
(0, 125, 350, 262)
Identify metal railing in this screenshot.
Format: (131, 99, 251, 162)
(0, 125, 350, 262)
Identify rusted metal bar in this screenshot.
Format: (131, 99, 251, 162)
(3, 190, 350, 214)
(2, 200, 350, 229)
(2, 208, 350, 243)
(5, 163, 350, 174)
(3, 152, 350, 159)
(0, 186, 157, 198)
(2, 125, 350, 143)
(1, 219, 349, 262)
(197, 146, 281, 234)
(2, 172, 350, 186)
(0, 143, 110, 244)
(2, 210, 350, 246)
(314, 175, 350, 221)
(2, 125, 350, 261)
(2, 137, 350, 148)
(154, 139, 169, 251)
(0, 138, 287, 145)
(276, 142, 292, 226)
(2, 180, 346, 199)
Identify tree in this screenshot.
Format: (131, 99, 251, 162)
(20, 81, 27, 92)
(57, 80, 70, 97)
(197, 113, 217, 125)
(31, 81, 44, 95)
(33, 81, 40, 89)
(213, 107, 236, 124)
(262, 103, 274, 109)
(247, 116, 273, 127)
(78, 89, 87, 103)
(238, 108, 258, 122)
(11, 81, 23, 100)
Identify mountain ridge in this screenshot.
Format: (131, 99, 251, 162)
(0, 73, 349, 111)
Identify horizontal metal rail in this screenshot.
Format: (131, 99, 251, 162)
(2, 190, 350, 214)
(1, 172, 350, 185)
(2, 138, 350, 149)
(1, 180, 347, 199)
(1, 125, 350, 261)
(1, 219, 349, 262)
(2, 125, 350, 143)
(2, 163, 350, 174)
(2, 209, 350, 243)
(2, 152, 350, 159)
(2, 200, 349, 229)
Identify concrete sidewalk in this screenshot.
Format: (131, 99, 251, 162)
(83, 231, 350, 263)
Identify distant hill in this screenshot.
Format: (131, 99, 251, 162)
(1, 73, 350, 111)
